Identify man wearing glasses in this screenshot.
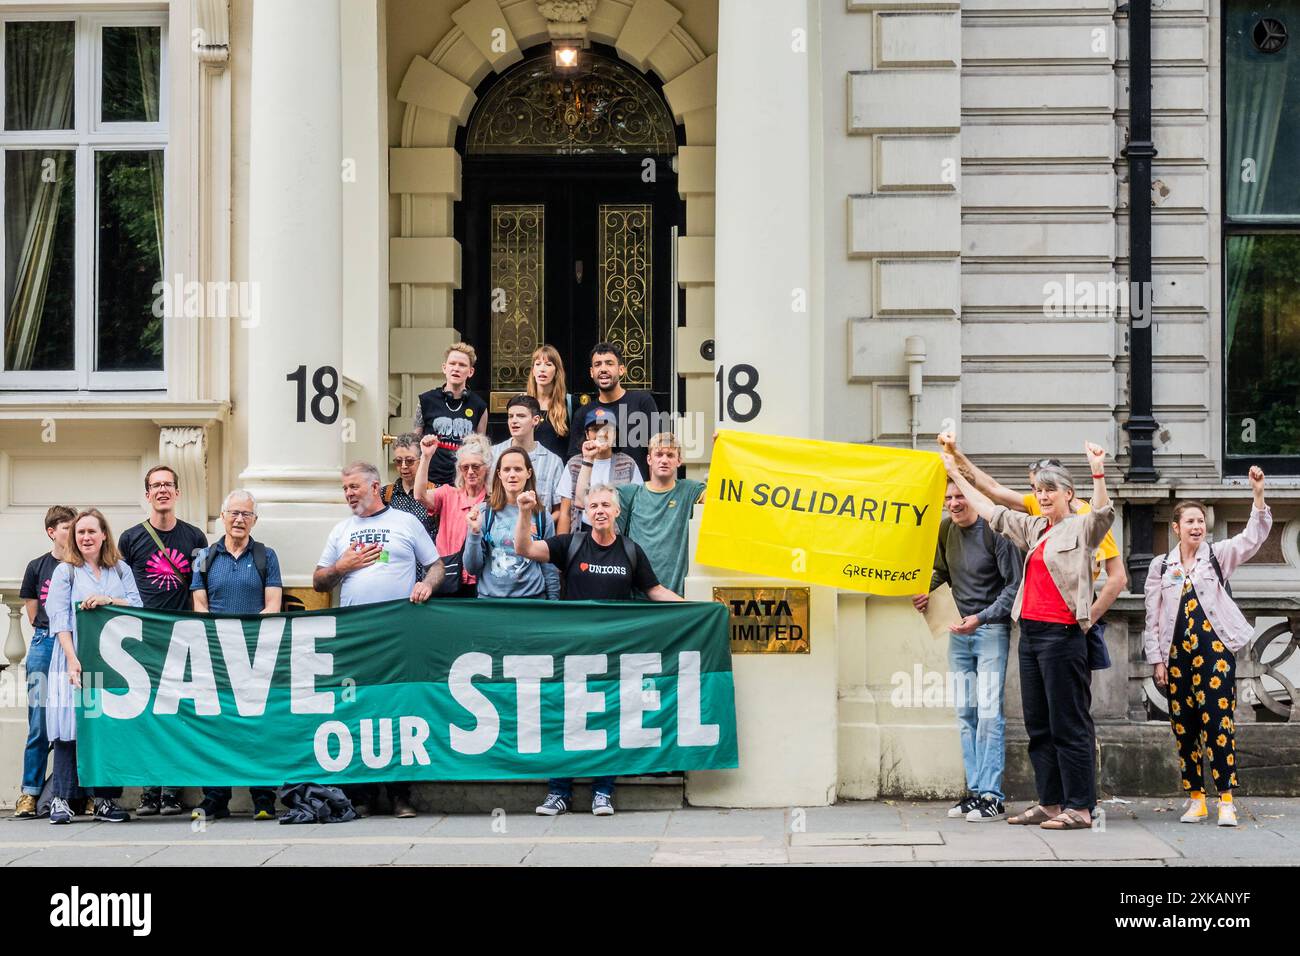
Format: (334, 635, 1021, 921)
(190, 490, 284, 821)
(117, 464, 211, 817)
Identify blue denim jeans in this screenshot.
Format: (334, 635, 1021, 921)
(548, 777, 616, 799)
(21, 628, 53, 796)
(949, 622, 1010, 801)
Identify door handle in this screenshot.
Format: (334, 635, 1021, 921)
(574, 259, 584, 284)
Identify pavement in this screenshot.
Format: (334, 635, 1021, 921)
(2, 797, 1299, 866)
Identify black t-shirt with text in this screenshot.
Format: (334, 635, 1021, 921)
(118, 519, 209, 611)
(544, 532, 659, 601)
(417, 387, 488, 486)
(20, 552, 62, 630)
(568, 390, 659, 477)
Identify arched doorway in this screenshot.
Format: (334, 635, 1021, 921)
(455, 45, 684, 441)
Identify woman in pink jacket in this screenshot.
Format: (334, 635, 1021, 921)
(1143, 466, 1270, 828)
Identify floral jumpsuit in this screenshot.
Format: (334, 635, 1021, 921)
(1167, 578, 1238, 794)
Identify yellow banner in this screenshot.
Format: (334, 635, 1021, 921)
(696, 430, 947, 595)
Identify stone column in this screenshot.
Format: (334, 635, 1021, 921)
(685, 0, 838, 809)
(238, 0, 348, 583)
(710, 0, 813, 438)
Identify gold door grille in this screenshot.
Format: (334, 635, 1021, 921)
(489, 203, 544, 393)
(598, 203, 651, 388)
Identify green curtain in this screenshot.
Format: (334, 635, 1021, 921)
(3, 22, 75, 371)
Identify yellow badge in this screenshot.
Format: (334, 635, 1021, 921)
(580, 394, 590, 405)
(466, 409, 474, 417)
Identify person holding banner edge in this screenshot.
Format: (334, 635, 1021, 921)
(514, 483, 682, 816)
(942, 442, 1114, 831)
(315, 462, 444, 818)
(914, 479, 1022, 822)
(190, 490, 284, 821)
(45, 509, 144, 824)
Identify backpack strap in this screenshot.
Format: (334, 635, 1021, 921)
(382, 483, 395, 506)
(252, 540, 268, 586)
(620, 534, 639, 579)
(564, 532, 588, 577)
(139, 521, 184, 579)
(1208, 545, 1232, 596)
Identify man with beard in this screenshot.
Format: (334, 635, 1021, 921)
(314, 462, 444, 818)
(568, 343, 659, 477)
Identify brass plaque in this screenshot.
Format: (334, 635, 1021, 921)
(282, 587, 331, 613)
(491, 390, 521, 414)
(714, 587, 810, 654)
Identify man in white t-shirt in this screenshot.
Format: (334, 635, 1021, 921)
(313, 461, 443, 818)
(315, 462, 443, 606)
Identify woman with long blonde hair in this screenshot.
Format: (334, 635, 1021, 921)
(527, 345, 571, 460)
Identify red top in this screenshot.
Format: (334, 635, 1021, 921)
(1021, 536, 1077, 625)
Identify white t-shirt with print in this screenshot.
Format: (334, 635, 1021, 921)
(318, 507, 439, 606)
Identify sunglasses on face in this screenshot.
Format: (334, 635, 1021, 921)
(393, 457, 419, 467)
(1030, 458, 1062, 472)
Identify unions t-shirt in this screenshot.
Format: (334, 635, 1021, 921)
(20, 552, 62, 630)
(616, 479, 706, 597)
(1021, 493, 1120, 579)
(416, 386, 487, 486)
(543, 532, 658, 601)
(318, 506, 439, 607)
(118, 519, 210, 611)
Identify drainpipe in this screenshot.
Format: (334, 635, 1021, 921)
(1121, 0, 1158, 592)
(905, 336, 926, 450)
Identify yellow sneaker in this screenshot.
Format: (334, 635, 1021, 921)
(1179, 798, 1208, 823)
(13, 794, 37, 818)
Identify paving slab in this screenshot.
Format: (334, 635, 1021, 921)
(394, 842, 532, 866)
(792, 830, 943, 847)
(13, 844, 164, 867)
(135, 844, 289, 866)
(650, 844, 789, 866)
(664, 808, 786, 837)
(546, 810, 671, 838)
(522, 841, 657, 866)
(0, 820, 113, 842)
(786, 844, 913, 864)
(427, 813, 557, 838)
(799, 803, 904, 830)
(1148, 823, 1299, 862)
(1037, 825, 1179, 861)
(915, 830, 1056, 862)
(264, 842, 413, 866)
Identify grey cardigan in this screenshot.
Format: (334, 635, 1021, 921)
(989, 503, 1116, 628)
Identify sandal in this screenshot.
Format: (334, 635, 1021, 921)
(1007, 805, 1053, 826)
(1040, 809, 1092, 830)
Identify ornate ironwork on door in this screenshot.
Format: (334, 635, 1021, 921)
(489, 203, 544, 393)
(598, 203, 652, 388)
(466, 53, 677, 156)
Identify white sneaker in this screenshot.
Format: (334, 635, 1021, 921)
(1180, 799, 1208, 824)
(1217, 802, 1238, 827)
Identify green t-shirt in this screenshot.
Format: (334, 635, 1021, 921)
(616, 479, 707, 597)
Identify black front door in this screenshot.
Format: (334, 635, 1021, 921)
(458, 158, 680, 442)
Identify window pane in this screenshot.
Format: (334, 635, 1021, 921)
(1226, 1, 1300, 218)
(4, 150, 75, 371)
(101, 26, 162, 124)
(4, 21, 75, 131)
(96, 150, 163, 372)
(1226, 234, 1300, 456)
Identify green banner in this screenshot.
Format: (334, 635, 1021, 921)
(74, 599, 738, 786)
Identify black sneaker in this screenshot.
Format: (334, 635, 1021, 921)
(947, 794, 980, 818)
(191, 798, 230, 821)
(252, 800, 276, 821)
(535, 793, 569, 816)
(159, 793, 184, 816)
(966, 796, 1007, 822)
(136, 793, 161, 817)
(93, 799, 130, 823)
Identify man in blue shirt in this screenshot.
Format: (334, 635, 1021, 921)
(190, 490, 283, 820)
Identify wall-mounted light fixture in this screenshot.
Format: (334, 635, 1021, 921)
(554, 43, 581, 70)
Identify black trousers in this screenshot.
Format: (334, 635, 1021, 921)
(344, 783, 411, 807)
(1018, 619, 1096, 811)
